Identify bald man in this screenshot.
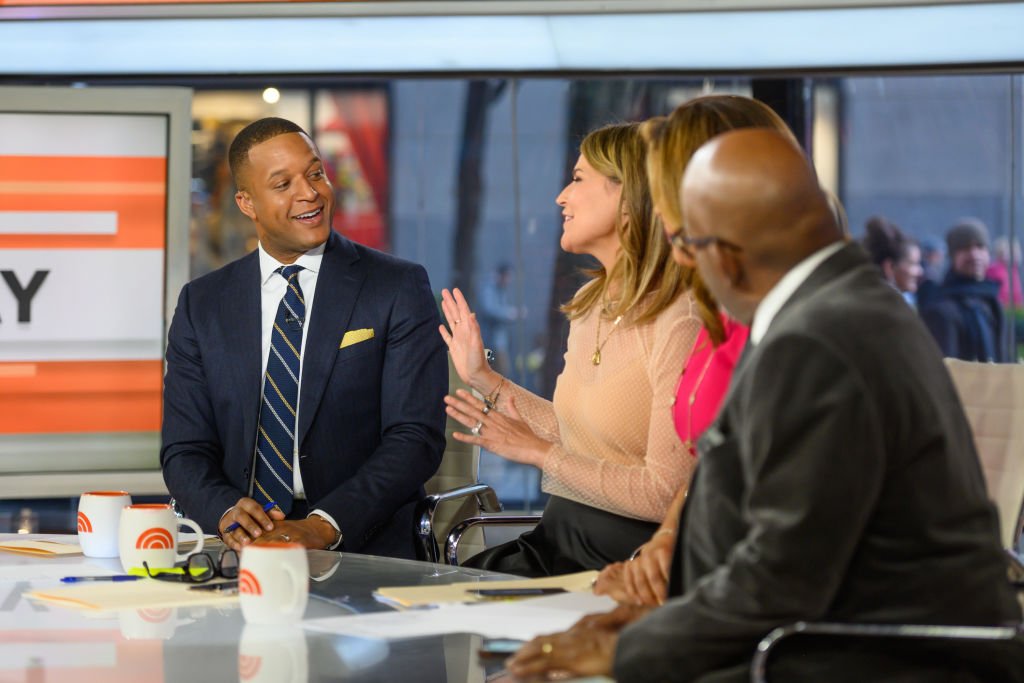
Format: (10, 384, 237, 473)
(508, 129, 1021, 682)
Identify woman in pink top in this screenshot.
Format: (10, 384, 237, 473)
(595, 96, 797, 606)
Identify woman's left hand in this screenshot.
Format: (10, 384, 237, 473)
(444, 389, 552, 468)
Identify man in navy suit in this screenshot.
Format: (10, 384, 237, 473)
(161, 118, 446, 557)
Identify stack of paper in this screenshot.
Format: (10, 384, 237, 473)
(373, 570, 598, 608)
(306, 590, 617, 642)
(26, 580, 238, 611)
(0, 539, 81, 557)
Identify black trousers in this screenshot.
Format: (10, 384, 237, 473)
(462, 495, 658, 577)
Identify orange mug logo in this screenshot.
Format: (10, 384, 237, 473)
(77, 511, 93, 533)
(238, 569, 262, 596)
(138, 607, 171, 624)
(135, 527, 174, 549)
(239, 654, 262, 680)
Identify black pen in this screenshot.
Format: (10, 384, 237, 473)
(189, 580, 239, 592)
(61, 575, 142, 583)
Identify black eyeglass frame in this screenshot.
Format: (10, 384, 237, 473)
(666, 230, 744, 254)
(143, 548, 239, 584)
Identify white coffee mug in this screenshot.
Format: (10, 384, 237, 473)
(238, 624, 308, 683)
(77, 491, 132, 558)
(118, 503, 204, 573)
(239, 543, 308, 624)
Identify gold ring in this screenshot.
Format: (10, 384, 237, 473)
(541, 641, 553, 655)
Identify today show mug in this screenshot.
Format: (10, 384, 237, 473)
(117, 503, 204, 573)
(238, 542, 309, 625)
(77, 491, 132, 558)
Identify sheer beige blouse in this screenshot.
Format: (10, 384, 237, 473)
(503, 291, 701, 522)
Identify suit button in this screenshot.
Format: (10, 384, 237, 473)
(243, 468, 249, 477)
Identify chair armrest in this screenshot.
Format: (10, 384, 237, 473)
(415, 484, 503, 563)
(444, 514, 543, 566)
(751, 621, 1023, 683)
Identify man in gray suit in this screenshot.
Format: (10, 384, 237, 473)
(507, 129, 1021, 681)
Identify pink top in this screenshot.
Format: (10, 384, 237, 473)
(986, 260, 1023, 308)
(673, 317, 749, 455)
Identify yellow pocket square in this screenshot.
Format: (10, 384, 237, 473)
(340, 328, 375, 349)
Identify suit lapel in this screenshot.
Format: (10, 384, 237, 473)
(298, 232, 365, 445)
(222, 252, 263, 461)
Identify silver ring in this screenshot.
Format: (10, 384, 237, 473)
(454, 319, 461, 325)
(471, 421, 483, 436)
(281, 534, 291, 542)
(482, 404, 491, 415)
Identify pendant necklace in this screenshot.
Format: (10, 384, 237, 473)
(592, 311, 624, 366)
(675, 347, 716, 455)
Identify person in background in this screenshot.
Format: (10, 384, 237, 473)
(916, 234, 946, 308)
(987, 236, 1023, 308)
(921, 218, 1006, 362)
(476, 262, 521, 377)
(862, 215, 923, 307)
(594, 94, 796, 607)
(161, 117, 447, 556)
(507, 127, 1021, 683)
(440, 122, 703, 577)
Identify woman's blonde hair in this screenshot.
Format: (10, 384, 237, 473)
(561, 122, 687, 324)
(643, 95, 796, 344)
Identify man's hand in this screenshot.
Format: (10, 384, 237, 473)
(219, 498, 285, 551)
(504, 605, 652, 680)
(252, 516, 337, 550)
(594, 529, 675, 606)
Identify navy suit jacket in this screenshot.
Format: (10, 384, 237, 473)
(161, 231, 447, 558)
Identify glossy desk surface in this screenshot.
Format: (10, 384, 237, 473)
(0, 533, 528, 683)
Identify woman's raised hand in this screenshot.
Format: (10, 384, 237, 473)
(438, 287, 500, 392)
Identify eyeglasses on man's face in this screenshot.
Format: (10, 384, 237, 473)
(665, 229, 743, 254)
(143, 548, 239, 583)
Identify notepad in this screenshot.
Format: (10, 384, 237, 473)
(372, 569, 598, 608)
(0, 539, 82, 557)
(26, 580, 239, 611)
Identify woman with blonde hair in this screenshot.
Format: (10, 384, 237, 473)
(440, 121, 702, 576)
(595, 95, 800, 606)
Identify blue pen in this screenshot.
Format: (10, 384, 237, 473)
(61, 575, 141, 583)
(224, 501, 277, 533)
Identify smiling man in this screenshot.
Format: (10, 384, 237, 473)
(161, 117, 446, 557)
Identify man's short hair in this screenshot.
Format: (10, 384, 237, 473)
(228, 117, 309, 189)
(946, 218, 990, 254)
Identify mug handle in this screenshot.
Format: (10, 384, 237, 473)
(283, 561, 304, 612)
(174, 518, 205, 563)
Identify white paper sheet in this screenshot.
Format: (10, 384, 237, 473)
(303, 590, 617, 641)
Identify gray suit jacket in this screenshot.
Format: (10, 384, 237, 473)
(615, 243, 1021, 682)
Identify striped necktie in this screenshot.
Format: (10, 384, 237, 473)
(253, 264, 305, 515)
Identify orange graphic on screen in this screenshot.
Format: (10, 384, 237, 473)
(238, 569, 262, 595)
(135, 527, 174, 549)
(77, 511, 92, 533)
(0, 151, 166, 436)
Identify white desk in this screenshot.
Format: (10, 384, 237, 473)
(0, 533, 533, 683)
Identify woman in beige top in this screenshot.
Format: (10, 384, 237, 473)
(439, 122, 702, 576)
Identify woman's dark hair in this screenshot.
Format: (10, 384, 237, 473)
(863, 215, 916, 266)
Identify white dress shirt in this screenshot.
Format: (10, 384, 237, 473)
(749, 241, 845, 346)
(255, 241, 341, 546)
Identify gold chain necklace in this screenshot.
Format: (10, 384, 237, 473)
(675, 346, 715, 455)
(592, 312, 624, 366)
